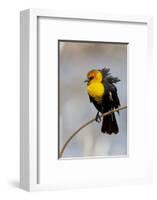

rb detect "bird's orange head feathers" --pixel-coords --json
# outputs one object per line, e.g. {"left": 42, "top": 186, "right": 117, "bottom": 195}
{"left": 86, "top": 70, "right": 103, "bottom": 83}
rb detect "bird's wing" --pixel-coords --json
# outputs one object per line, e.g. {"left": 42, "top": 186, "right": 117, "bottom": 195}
{"left": 101, "top": 67, "right": 120, "bottom": 109}
{"left": 102, "top": 82, "right": 120, "bottom": 113}
{"left": 110, "top": 85, "right": 120, "bottom": 108}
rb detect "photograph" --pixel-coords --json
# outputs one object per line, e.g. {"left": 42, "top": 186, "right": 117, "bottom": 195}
{"left": 19, "top": 9, "right": 154, "bottom": 191}
{"left": 58, "top": 40, "right": 127, "bottom": 159}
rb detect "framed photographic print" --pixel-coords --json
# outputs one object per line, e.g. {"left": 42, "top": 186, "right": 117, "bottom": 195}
{"left": 20, "top": 9, "right": 153, "bottom": 191}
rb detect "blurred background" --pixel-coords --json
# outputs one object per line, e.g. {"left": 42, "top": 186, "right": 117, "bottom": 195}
{"left": 59, "top": 41, "right": 127, "bottom": 158}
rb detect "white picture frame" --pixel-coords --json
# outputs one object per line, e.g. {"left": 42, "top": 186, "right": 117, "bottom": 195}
{"left": 20, "top": 9, "right": 153, "bottom": 191}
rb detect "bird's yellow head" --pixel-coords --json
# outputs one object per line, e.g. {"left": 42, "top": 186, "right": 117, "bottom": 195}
{"left": 85, "top": 70, "right": 103, "bottom": 84}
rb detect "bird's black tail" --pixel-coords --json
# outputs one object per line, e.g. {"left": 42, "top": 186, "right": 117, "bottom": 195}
{"left": 101, "top": 113, "right": 119, "bottom": 134}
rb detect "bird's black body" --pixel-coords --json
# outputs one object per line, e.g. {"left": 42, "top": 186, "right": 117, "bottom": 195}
{"left": 88, "top": 68, "right": 120, "bottom": 134}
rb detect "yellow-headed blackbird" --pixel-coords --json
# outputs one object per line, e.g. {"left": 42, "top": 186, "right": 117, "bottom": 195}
{"left": 85, "top": 67, "right": 120, "bottom": 134}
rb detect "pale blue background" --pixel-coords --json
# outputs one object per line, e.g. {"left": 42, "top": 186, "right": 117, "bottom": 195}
{"left": 59, "top": 41, "right": 127, "bottom": 158}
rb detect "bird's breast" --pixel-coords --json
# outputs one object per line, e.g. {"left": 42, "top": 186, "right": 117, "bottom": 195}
{"left": 87, "top": 82, "right": 105, "bottom": 103}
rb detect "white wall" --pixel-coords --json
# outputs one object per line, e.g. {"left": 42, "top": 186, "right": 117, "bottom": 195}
{"left": 0, "top": 0, "right": 156, "bottom": 199}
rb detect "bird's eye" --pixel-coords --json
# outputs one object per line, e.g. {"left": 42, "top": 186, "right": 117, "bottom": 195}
{"left": 88, "top": 75, "right": 94, "bottom": 80}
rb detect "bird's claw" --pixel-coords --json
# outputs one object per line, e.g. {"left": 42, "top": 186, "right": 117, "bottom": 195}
{"left": 95, "top": 112, "right": 101, "bottom": 123}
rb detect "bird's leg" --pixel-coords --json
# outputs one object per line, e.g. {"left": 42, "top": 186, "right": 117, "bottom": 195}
{"left": 95, "top": 112, "right": 101, "bottom": 123}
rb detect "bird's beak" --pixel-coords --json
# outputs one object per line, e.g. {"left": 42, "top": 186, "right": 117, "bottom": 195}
{"left": 84, "top": 79, "right": 89, "bottom": 83}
